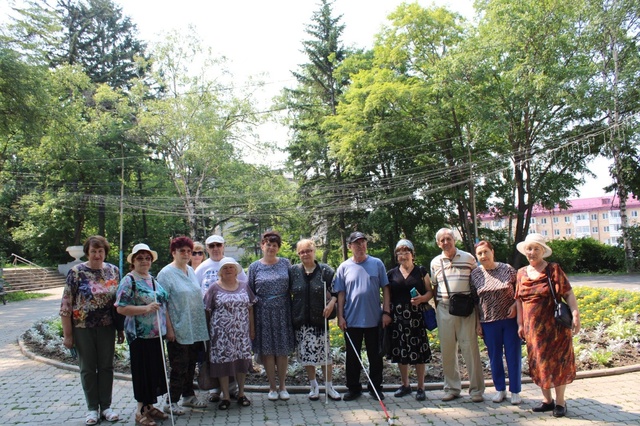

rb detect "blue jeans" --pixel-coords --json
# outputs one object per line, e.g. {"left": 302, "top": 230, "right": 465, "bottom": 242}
{"left": 481, "top": 318, "right": 522, "bottom": 393}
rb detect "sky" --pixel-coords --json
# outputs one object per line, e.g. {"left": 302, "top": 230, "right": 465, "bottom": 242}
{"left": 1, "top": 0, "right": 613, "bottom": 198}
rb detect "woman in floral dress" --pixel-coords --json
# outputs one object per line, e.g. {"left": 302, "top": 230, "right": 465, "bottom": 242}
{"left": 204, "top": 258, "right": 255, "bottom": 409}
{"left": 248, "top": 230, "right": 294, "bottom": 401}
{"left": 515, "top": 233, "right": 581, "bottom": 418}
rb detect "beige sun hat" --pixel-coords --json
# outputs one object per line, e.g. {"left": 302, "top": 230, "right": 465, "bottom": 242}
{"left": 516, "top": 233, "right": 552, "bottom": 258}
{"left": 218, "top": 257, "right": 243, "bottom": 275}
{"left": 126, "top": 243, "right": 158, "bottom": 263}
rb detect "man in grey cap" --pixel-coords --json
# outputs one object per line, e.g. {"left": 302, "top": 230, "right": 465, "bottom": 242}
{"left": 333, "top": 232, "right": 391, "bottom": 401}
{"left": 195, "top": 235, "right": 247, "bottom": 296}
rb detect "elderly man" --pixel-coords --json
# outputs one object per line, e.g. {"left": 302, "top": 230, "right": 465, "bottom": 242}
{"left": 195, "top": 235, "right": 248, "bottom": 296}
{"left": 430, "top": 228, "right": 485, "bottom": 402}
{"left": 334, "top": 232, "right": 391, "bottom": 401}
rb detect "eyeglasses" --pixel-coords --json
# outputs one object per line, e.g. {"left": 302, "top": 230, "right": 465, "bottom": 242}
{"left": 135, "top": 256, "right": 152, "bottom": 262}
{"left": 192, "top": 251, "right": 204, "bottom": 256}
{"left": 297, "top": 249, "right": 313, "bottom": 256}
{"left": 208, "top": 243, "right": 223, "bottom": 248}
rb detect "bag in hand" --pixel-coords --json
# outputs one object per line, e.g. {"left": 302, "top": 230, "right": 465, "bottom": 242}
{"left": 111, "top": 305, "right": 125, "bottom": 332}
{"left": 422, "top": 306, "right": 437, "bottom": 330}
{"left": 555, "top": 300, "right": 573, "bottom": 329}
{"left": 448, "top": 293, "right": 475, "bottom": 317}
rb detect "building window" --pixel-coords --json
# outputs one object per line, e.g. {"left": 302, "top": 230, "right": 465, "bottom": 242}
{"left": 553, "top": 217, "right": 559, "bottom": 224}
{"left": 530, "top": 217, "right": 536, "bottom": 224}
{"left": 604, "top": 226, "right": 610, "bottom": 232}
{"left": 541, "top": 218, "right": 547, "bottom": 224}
{"left": 554, "top": 229, "right": 560, "bottom": 236}
{"left": 576, "top": 226, "right": 589, "bottom": 234}
{"left": 611, "top": 211, "right": 620, "bottom": 218}
{"left": 592, "top": 227, "right": 598, "bottom": 233}
{"left": 613, "top": 224, "right": 622, "bottom": 231}
{"left": 632, "top": 211, "right": 638, "bottom": 218}
{"left": 566, "top": 229, "right": 572, "bottom": 235}
{"left": 564, "top": 216, "right": 571, "bottom": 223}
{"left": 603, "top": 212, "right": 609, "bottom": 219}
{"left": 542, "top": 230, "right": 548, "bottom": 236}
{"left": 591, "top": 214, "right": 597, "bottom": 220}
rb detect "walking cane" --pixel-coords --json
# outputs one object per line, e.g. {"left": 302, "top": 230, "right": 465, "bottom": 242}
{"left": 152, "top": 279, "right": 175, "bottom": 426}
{"left": 323, "top": 275, "right": 329, "bottom": 405}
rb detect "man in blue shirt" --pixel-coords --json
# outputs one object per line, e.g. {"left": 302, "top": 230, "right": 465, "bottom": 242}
{"left": 334, "top": 232, "right": 391, "bottom": 401}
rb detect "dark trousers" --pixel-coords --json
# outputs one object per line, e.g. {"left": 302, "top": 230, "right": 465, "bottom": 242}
{"left": 73, "top": 326, "right": 116, "bottom": 411}
{"left": 344, "top": 326, "right": 383, "bottom": 393}
{"left": 167, "top": 340, "right": 201, "bottom": 402}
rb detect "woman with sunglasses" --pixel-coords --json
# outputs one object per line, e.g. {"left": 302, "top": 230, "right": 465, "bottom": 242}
{"left": 189, "top": 242, "right": 206, "bottom": 270}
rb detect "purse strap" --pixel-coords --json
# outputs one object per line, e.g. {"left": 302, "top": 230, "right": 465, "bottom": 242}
{"left": 544, "top": 264, "right": 561, "bottom": 306}
{"left": 439, "top": 258, "right": 453, "bottom": 298}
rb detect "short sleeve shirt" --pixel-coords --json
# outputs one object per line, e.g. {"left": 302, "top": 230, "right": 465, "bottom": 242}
{"left": 430, "top": 249, "right": 477, "bottom": 301}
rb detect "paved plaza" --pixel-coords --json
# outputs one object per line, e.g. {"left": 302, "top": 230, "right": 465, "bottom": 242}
{"left": 1, "top": 276, "right": 639, "bottom": 425}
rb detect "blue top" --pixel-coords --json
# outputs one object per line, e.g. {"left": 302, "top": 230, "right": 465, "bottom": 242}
{"left": 333, "top": 255, "right": 389, "bottom": 328}
{"left": 115, "top": 273, "right": 168, "bottom": 343}
{"left": 157, "top": 264, "right": 209, "bottom": 345}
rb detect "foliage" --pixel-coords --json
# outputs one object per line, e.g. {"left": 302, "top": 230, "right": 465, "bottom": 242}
{"left": 5, "top": 291, "right": 50, "bottom": 302}
{"left": 547, "top": 238, "right": 625, "bottom": 273}
{"left": 573, "top": 287, "right": 640, "bottom": 328}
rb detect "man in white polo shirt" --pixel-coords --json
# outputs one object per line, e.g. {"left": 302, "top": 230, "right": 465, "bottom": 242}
{"left": 195, "top": 235, "right": 247, "bottom": 296}
{"left": 430, "top": 228, "right": 484, "bottom": 403}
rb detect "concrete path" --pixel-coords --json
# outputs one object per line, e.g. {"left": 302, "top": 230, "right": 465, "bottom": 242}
{"left": 1, "top": 278, "right": 639, "bottom": 425}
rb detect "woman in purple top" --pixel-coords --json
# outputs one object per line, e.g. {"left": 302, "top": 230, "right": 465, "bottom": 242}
{"left": 470, "top": 240, "right": 522, "bottom": 405}
{"left": 248, "top": 230, "right": 294, "bottom": 401}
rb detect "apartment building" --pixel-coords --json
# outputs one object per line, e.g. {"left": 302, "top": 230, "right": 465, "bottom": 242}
{"left": 479, "top": 195, "right": 640, "bottom": 245}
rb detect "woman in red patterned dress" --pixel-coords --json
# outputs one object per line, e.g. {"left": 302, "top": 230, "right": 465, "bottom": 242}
{"left": 515, "top": 233, "right": 581, "bottom": 418}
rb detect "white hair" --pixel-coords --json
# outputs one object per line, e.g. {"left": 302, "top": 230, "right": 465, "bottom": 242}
{"left": 435, "top": 228, "right": 455, "bottom": 242}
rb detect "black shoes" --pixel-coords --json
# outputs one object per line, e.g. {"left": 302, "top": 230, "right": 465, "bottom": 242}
{"left": 369, "top": 389, "right": 385, "bottom": 400}
{"left": 553, "top": 404, "right": 567, "bottom": 417}
{"left": 342, "top": 391, "right": 362, "bottom": 401}
{"left": 394, "top": 385, "right": 412, "bottom": 398}
{"left": 416, "top": 388, "right": 426, "bottom": 401}
{"left": 532, "top": 400, "right": 556, "bottom": 412}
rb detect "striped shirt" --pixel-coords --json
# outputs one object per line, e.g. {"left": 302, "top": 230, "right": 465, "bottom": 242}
{"left": 470, "top": 262, "right": 517, "bottom": 322}
{"left": 430, "top": 249, "right": 477, "bottom": 301}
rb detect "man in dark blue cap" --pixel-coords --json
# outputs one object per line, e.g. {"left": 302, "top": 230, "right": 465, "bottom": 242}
{"left": 333, "top": 232, "right": 391, "bottom": 401}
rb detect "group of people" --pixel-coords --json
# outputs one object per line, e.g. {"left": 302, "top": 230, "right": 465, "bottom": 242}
{"left": 59, "top": 228, "right": 581, "bottom": 425}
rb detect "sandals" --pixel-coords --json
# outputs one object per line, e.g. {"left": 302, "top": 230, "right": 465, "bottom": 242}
{"left": 85, "top": 411, "right": 99, "bottom": 425}
{"left": 237, "top": 395, "right": 251, "bottom": 407}
{"left": 218, "top": 399, "right": 231, "bottom": 410}
{"left": 182, "top": 395, "right": 207, "bottom": 408}
{"left": 101, "top": 408, "right": 119, "bottom": 422}
{"left": 208, "top": 392, "right": 220, "bottom": 402}
{"left": 135, "top": 412, "right": 157, "bottom": 426}
{"left": 144, "top": 406, "right": 168, "bottom": 420}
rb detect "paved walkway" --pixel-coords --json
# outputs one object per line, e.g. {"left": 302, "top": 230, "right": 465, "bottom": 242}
{"left": 1, "top": 277, "right": 639, "bottom": 425}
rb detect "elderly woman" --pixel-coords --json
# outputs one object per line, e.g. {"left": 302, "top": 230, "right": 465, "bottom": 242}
{"left": 60, "top": 235, "right": 123, "bottom": 425}
{"left": 248, "top": 230, "right": 294, "bottom": 401}
{"left": 470, "top": 240, "right": 522, "bottom": 405}
{"left": 115, "top": 244, "right": 169, "bottom": 426}
{"left": 189, "top": 241, "right": 206, "bottom": 270}
{"left": 290, "top": 239, "right": 341, "bottom": 401}
{"left": 157, "top": 237, "right": 209, "bottom": 415}
{"left": 204, "top": 258, "right": 256, "bottom": 409}
{"left": 387, "top": 239, "right": 433, "bottom": 402}
{"left": 515, "top": 233, "right": 581, "bottom": 418}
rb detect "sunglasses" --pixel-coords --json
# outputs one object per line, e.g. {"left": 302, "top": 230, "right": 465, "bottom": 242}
{"left": 208, "top": 243, "right": 223, "bottom": 248}
{"left": 192, "top": 251, "right": 204, "bottom": 256}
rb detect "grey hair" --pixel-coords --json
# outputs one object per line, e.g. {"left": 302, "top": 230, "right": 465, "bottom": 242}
{"left": 435, "top": 228, "right": 455, "bottom": 242}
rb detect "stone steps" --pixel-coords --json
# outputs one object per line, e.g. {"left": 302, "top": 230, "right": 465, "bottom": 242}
{"left": 1, "top": 267, "right": 66, "bottom": 292}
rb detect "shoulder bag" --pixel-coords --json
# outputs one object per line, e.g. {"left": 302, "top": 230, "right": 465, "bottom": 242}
{"left": 417, "top": 266, "right": 437, "bottom": 330}
{"left": 545, "top": 264, "right": 573, "bottom": 329}
{"left": 440, "top": 259, "right": 474, "bottom": 317}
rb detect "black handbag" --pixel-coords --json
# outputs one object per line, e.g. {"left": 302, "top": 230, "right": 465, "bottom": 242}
{"left": 440, "top": 259, "right": 475, "bottom": 317}
{"left": 546, "top": 265, "right": 573, "bottom": 329}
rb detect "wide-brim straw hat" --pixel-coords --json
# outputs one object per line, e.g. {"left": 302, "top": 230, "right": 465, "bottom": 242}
{"left": 516, "top": 233, "right": 552, "bottom": 258}
{"left": 126, "top": 243, "right": 158, "bottom": 263}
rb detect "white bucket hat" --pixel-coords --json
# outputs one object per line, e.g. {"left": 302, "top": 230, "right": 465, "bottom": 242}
{"left": 516, "top": 233, "right": 552, "bottom": 258}
{"left": 127, "top": 243, "right": 158, "bottom": 263}
{"left": 218, "top": 258, "right": 243, "bottom": 275}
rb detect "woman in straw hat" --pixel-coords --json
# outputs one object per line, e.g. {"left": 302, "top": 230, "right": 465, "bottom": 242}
{"left": 515, "top": 233, "right": 581, "bottom": 418}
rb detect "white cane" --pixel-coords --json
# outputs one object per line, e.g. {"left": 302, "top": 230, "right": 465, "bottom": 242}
{"left": 153, "top": 281, "right": 175, "bottom": 426}
{"left": 323, "top": 276, "right": 329, "bottom": 405}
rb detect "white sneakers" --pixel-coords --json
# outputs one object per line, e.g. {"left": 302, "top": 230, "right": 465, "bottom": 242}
{"left": 492, "top": 391, "right": 507, "bottom": 403}
{"left": 492, "top": 391, "right": 521, "bottom": 404}
{"left": 278, "top": 390, "right": 290, "bottom": 400}
{"left": 267, "top": 390, "right": 279, "bottom": 401}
